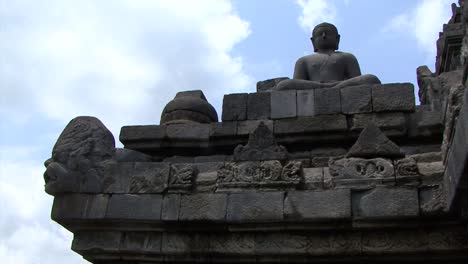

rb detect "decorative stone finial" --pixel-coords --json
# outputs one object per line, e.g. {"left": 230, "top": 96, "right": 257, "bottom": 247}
{"left": 161, "top": 90, "right": 218, "bottom": 124}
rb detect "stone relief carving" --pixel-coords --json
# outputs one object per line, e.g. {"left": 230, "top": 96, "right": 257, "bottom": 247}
{"left": 169, "top": 165, "right": 197, "bottom": 191}
{"left": 217, "top": 161, "right": 303, "bottom": 187}
{"left": 395, "top": 158, "right": 419, "bottom": 177}
{"left": 43, "top": 116, "right": 115, "bottom": 195}
{"left": 329, "top": 158, "right": 394, "bottom": 179}
{"left": 233, "top": 122, "right": 288, "bottom": 161}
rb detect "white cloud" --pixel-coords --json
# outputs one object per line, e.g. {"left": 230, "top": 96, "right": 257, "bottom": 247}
{"left": 295, "top": 0, "right": 337, "bottom": 33}
{"left": 0, "top": 147, "right": 86, "bottom": 263}
{"left": 383, "top": 0, "right": 453, "bottom": 59}
{"left": 0, "top": 0, "right": 252, "bottom": 135}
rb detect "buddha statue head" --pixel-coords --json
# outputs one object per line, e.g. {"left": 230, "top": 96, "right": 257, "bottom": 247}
{"left": 311, "top": 22, "right": 340, "bottom": 52}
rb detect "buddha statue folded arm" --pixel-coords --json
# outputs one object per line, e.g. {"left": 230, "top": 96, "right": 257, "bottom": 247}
{"left": 275, "top": 22, "right": 381, "bottom": 91}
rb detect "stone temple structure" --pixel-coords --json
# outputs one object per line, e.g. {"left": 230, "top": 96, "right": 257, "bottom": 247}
{"left": 45, "top": 2, "right": 468, "bottom": 263}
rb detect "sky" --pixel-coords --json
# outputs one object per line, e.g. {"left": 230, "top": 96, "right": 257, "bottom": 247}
{"left": 0, "top": 0, "right": 454, "bottom": 263}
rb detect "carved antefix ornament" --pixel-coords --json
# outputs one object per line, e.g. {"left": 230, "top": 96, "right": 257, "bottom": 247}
{"left": 233, "top": 122, "right": 288, "bottom": 161}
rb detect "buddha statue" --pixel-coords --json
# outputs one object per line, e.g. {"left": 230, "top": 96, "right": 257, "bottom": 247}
{"left": 275, "top": 22, "right": 380, "bottom": 91}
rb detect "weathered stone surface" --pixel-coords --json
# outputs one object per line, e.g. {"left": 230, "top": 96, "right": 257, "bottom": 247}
{"left": 120, "top": 125, "right": 166, "bottom": 142}
{"left": 372, "top": 83, "right": 415, "bottom": 112}
{"left": 210, "top": 121, "right": 237, "bottom": 137}
{"left": 340, "top": 84, "right": 373, "bottom": 114}
{"left": 222, "top": 93, "right": 248, "bottom": 121}
{"left": 408, "top": 106, "right": 443, "bottom": 138}
{"left": 120, "top": 232, "right": 161, "bottom": 253}
{"left": 257, "top": 77, "right": 289, "bottom": 92}
{"left": 303, "top": 167, "right": 323, "bottom": 189}
{"left": 106, "top": 194, "right": 162, "bottom": 220}
{"left": 233, "top": 122, "right": 288, "bottom": 161}
{"left": 284, "top": 190, "right": 351, "bottom": 220}
{"left": 329, "top": 158, "right": 394, "bottom": 179}
{"left": 44, "top": 116, "right": 115, "bottom": 195}
{"left": 237, "top": 120, "right": 274, "bottom": 136}
{"left": 130, "top": 162, "right": 169, "bottom": 193}
{"left": 314, "top": 87, "right": 341, "bottom": 115}
{"left": 419, "top": 186, "right": 446, "bottom": 215}
{"left": 217, "top": 161, "right": 303, "bottom": 188}
{"left": 247, "top": 92, "right": 271, "bottom": 120}
{"left": 85, "top": 194, "right": 109, "bottom": 219}
{"left": 227, "top": 192, "right": 284, "bottom": 222}
{"left": 210, "top": 233, "right": 255, "bottom": 254}
{"left": 179, "top": 193, "right": 227, "bottom": 221}
{"left": 347, "top": 123, "right": 403, "bottom": 158}
{"left": 362, "top": 230, "right": 427, "bottom": 254}
{"left": 72, "top": 231, "right": 121, "bottom": 253}
{"left": 271, "top": 90, "right": 297, "bottom": 119}
{"left": 353, "top": 188, "right": 419, "bottom": 218}
{"left": 168, "top": 164, "right": 197, "bottom": 191}
{"left": 274, "top": 115, "right": 347, "bottom": 134}
{"left": 51, "top": 194, "right": 88, "bottom": 220}
{"left": 115, "top": 148, "right": 152, "bottom": 162}
{"left": 418, "top": 161, "right": 444, "bottom": 184}
{"left": 351, "top": 112, "right": 406, "bottom": 136}
{"left": 296, "top": 90, "right": 315, "bottom": 116}
{"left": 166, "top": 123, "right": 210, "bottom": 140}
{"left": 102, "top": 162, "right": 133, "bottom": 193}
{"left": 162, "top": 194, "right": 180, "bottom": 221}
{"left": 162, "top": 233, "right": 210, "bottom": 254}
{"left": 441, "top": 81, "right": 465, "bottom": 162}
{"left": 161, "top": 90, "right": 218, "bottom": 124}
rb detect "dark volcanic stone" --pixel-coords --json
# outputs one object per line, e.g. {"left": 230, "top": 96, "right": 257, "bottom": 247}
{"left": 297, "top": 90, "right": 315, "bottom": 116}
{"left": 314, "top": 87, "right": 341, "bottom": 115}
{"left": 372, "top": 83, "right": 415, "bottom": 112}
{"left": 340, "top": 84, "right": 373, "bottom": 114}
{"left": 271, "top": 90, "right": 297, "bottom": 119}
{"left": 247, "top": 92, "right": 271, "bottom": 120}
{"left": 274, "top": 115, "right": 347, "bottom": 134}
{"left": 179, "top": 193, "right": 227, "bottom": 221}
{"left": 353, "top": 187, "right": 419, "bottom": 218}
{"left": 257, "top": 77, "right": 289, "bottom": 92}
{"left": 161, "top": 90, "right": 218, "bottom": 124}
{"left": 284, "top": 190, "right": 351, "bottom": 220}
{"left": 106, "top": 194, "right": 163, "bottom": 220}
{"left": 222, "top": 93, "right": 248, "bottom": 121}
{"left": 227, "top": 192, "right": 284, "bottom": 222}
{"left": 347, "top": 123, "right": 403, "bottom": 158}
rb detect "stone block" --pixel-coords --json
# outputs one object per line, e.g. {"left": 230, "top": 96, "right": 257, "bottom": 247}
{"left": 102, "top": 162, "right": 133, "bottom": 193}
{"left": 51, "top": 194, "right": 88, "bottom": 220}
{"left": 284, "top": 190, "right": 351, "bottom": 220}
{"left": 162, "top": 194, "right": 180, "bottom": 221}
{"left": 85, "top": 194, "right": 109, "bottom": 219}
{"left": 270, "top": 90, "right": 297, "bottom": 119}
{"left": 237, "top": 120, "right": 273, "bottom": 136}
{"left": 227, "top": 192, "right": 284, "bottom": 222}
{"left": 166, "top": 123, "right": 210, "bottom": 140}
{"left": 418, "top": 161, "right": 444, "bottom": 185}
{"left": 106, "top": 194, "right": 163, "bottom": 220}
{"left": 362, "top": 230, "right": 427, "bottom": 254}
{"left": 351, "top": 112, "right": 406, "bottom": 136}
{"left": 179, "top": 193, "right": 227, "bottom": 221}
{"left": 72, "top": 231, "right": 121, "bottom": 253}
{"left": 408, "top": 107, "right": 443, "bottom": 138}
{"left": 222, "top": 93, "right": 248, "bottom": 121}
{"left": 419, "top": 186, "right": 446, "bottom": 215}
{"left": 314, "top": 87, "right": 341, "bottom": 115}
{"left": 303, "top": 167, "right": 323, "bottom": 189}
{"left": 162, "top": 233, "right": 209, "bottom": 253}
{"left": 353, "top": 187, "right": 419, "bottom": 218}
{"left": 210, "top": 233, "right": 255, "bottom": 254}
{"left": 247, "top": 92, "right": 271, "bottom": 120}
{"left": 119, "top": 125, "right": 166, "bottom": 142}
{"left": 129, "top": 162, "right": 169, "bottom": 193}
{"left": 297, "top": 90, "right": 315, "bottom": 116}
{"left": 372, "top": 83, "right": 415, "bottom": 112}
{"left": 210, "top": 121, "right": 237, "bottom": 137}
{"left": 340, "top": 84, "right": 373, "bottom": 114}
{"left": 120, "top": 232, "right": 161, "bottom": 253}
{"left": 274, "top": 115, "right": 348, "bottom": 134}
